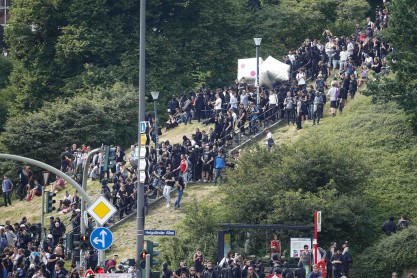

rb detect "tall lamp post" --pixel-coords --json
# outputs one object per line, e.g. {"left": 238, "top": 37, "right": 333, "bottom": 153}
{"left": 254, "top": 37, "right": 262, "bottom": 105}
{"left": 151, "top": 91, "right": 160, "bottom": 161}
{"left": 136, "top": 0, "right": 146, "bottom": 277}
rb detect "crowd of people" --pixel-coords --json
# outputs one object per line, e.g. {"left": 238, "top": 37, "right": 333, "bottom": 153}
{"left": 0, "top": 1, "right": 405, "bottom": 278}
{"left": 0, "top": 214, "right": 98, "bottom": 278}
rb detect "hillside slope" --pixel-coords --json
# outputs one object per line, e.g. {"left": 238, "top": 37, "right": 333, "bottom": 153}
{"left": 155, "top": 94, "right": 417, "bottom": 278}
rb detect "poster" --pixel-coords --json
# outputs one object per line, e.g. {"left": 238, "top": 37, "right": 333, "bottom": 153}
{"left": 290, "top": 238, "right": 312, "bottom": 258}
{"left": 223, "top": 231, "right": 231, "bottom": 257}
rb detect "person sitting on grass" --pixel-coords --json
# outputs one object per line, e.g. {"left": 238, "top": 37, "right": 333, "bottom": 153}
{"left": 51, "top": 176, "right": 65, "bottom": 193}
{"left": 26, "top": 180, "right": 42, "bottom": 202}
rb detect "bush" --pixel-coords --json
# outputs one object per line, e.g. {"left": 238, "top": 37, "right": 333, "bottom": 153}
{"left": 356, "top": 227, "right": 417, "bottom": 278}
{"left": 0, "top": 82, "right": 138, "bottom": 168}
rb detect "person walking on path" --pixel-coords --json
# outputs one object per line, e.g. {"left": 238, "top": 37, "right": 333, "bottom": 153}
{"left": 213, "top": 150, "right": 226, "bottom": 186}
{"left": 265, "top": 129, "right": 274, "bottom": 151}
{"left": 2, "top": 175, "right": 13, "bottom": 207}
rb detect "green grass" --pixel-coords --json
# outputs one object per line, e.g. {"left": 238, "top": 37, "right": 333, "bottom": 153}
{"left": 109, "top": 184, "right": 219, "bottom": 259}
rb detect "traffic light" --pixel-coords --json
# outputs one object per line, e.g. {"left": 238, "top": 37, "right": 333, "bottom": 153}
{"left": 140, "top": 250, "right": 147, "bottom": 269}
{"left": 104, "top": 145, "right": 116, "bottom": 171}
{"left": 80, "top": 234, "right": 90, "bottom": 250}
{"left": 46, "top": 191, "right": 56, "bottom": 213}
{"left": 145, "top": 240, "right": 159, "bottom": 267}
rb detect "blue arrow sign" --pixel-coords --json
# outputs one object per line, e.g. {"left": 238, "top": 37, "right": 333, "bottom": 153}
{"left": 144, "top": 230, "right": 176, "bottom": 236}
{"left": 140, "top": 121, "right": 147, "bottom": 134}
{"left": 90, "top": 227, "right": 113, "bottom": 250}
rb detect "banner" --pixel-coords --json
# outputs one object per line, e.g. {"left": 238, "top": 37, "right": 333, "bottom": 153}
{"left": 290, "top": 238, "right": 312, "bottom": 258}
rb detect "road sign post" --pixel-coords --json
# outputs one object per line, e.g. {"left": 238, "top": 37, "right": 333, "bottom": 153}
{"left": 90, "top": 227, "right": 113, "bottom": 251}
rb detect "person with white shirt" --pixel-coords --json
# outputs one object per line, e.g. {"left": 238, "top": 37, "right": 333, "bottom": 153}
{"left": 339, "top": 46, "right": 349, "bottom": 71}
{"left": 229, "top": 91, "right": 238, "bottom": 111}
{"left": 268, "top": 90, "right": 279, "bottom": 121}
{"left": 327, "top": 81, "right": 339, "bottom": 116}
{"left": 213, "top": 93, "right": 222, "bottom": 115}
{"left": 265, "top": 129, "right": 274, "bottom": 151}
{"left": 296, "top": 69, "right": 306, "bottom": 90}
{"left": 346, "top": 38, "right": 354, "bottom": 57}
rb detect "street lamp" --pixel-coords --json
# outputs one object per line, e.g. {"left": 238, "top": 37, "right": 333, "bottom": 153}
{"left": 254, "top": 38, "right": 262, "bottom": 105}
{"left": 151, "top": 91, "right": 160, "bottom": 161}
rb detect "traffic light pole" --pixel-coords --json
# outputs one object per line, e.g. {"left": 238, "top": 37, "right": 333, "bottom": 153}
{"left": 0, "top": 154, "right": 93, "bottom": 206}
{"left": 40, "top": 185, "right": 45, "bottom": 249}
{"left": 145, "top": 254, "right": 150, "bottom": 278}
{"left": 79, "top": 148, "right": 101, "bottom": 268}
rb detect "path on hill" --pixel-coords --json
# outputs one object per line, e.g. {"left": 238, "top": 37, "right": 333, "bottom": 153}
{"left": 109, "top": 184, "right": 218, "bottom": 259}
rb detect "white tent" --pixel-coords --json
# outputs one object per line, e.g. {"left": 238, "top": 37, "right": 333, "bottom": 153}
{"left": 259, "top": 56, "right": 290, "bottom": 88}
{"left": 237, "top": 56, "right": 290, "bottom": 88}
{"left": 237, "top": 57, "right": 264, "bottom": 84}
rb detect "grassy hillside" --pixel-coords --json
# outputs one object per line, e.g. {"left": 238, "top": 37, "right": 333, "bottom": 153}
{"left": 156, "top": 94, "right": 417, "bottom": 278}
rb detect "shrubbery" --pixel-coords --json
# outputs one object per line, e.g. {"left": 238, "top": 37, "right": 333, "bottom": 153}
{"left": 0, "top": 83, "right": 138, "bottom": 170}
{"left": 160, "top": 95, "right": 417, "bottom": 271}
{"left": 356, "top": 227, "right": 417, "bottom": 278}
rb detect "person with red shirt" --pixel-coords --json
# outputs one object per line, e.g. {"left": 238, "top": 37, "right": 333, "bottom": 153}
{"left": 271, "top": 234, "right": 281, "bottom": 258}
{"left": 175, "top": 155, "right": 188, "bottom": 188}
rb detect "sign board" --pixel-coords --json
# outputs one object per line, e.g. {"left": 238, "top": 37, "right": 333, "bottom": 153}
{"left": 140, "top": 121, "right": 148, "bottom": 134}
{"left": 139, "top": 171, "right": 146, "bottom": 183}
{"left": 139, "top": 159, "right": 147, "bottom": 171}
{"left": 140, "top": 134, "right": 147, "bottom": 145}
{"left": 90, "top": 227, "right": 113, "bottom": 250}
{"left": 139, "top": 146, "right": 147, "bottom": 158}
{"left": 95, "top": 274, "right": 131, "bottom": 278}
{"left": 317, "top": 211, "right": 322, "bottom": 232}
{"left": 144, "top": 230, "right": 176, "bottom": 236}
{"left": 87, "top": 196, "right": 117, "bottom": 226}
{"left": 42, "top": 170, "right": 50, "bottom": 186}
{"left": 290, "top": 238, "right": 312, "bottom": 258}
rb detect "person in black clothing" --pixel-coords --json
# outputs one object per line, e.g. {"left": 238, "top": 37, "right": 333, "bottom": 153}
{"left": 294, "top": 262, "right": 306, "bottom": 278}
{"left": 348, "top": 74, "right": 358, "bottom": 99}
{"left": 195, "top": 93, "right": 205, "bottom": 122}
{"left": 254, "top": 264, "right": 265, "bottom": 278}
{"left": 325, "top": 242, "right": 336, "bottom": 278}
{"left": 282, "top": 262, "right": 294, "bottom": 278}
{"left": 162, "top": 262, "right": 174, "bottom": 278}
{"left": 225, "top": 260, "right": 234, "bottom": 278}
{"left": 382, "top": 216, "right": 397, "bottom": 236}
{"left": 341, "top": 242, "right": 353, "bottom": 278}
{"left": 233, "top": 259, "right": 242, "bottom": 278}
{"left": 331, "top": 249, "right": 343, "bottom": 278}
{"left": 169, "top": 96, "right": 180, "bottom": 116}
{"left": 87, "top": 251, "right": 98, "bottom": 271}
{"left": 202, "top": 262, "right": 217, "bottom": 278}
{"left": 174, "top": 261, "right": 189, "bottom": 278}
{"left": 117, "top": 184, "right": 129, "bottom": 219}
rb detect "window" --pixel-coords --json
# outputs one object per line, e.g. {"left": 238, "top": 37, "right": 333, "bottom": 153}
{"left": 0, "top": 0, "right": 10, "bottom": 26}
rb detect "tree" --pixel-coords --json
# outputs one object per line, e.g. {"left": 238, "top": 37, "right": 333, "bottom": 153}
{"left": 364, "top": 0, "right": 417, "bottom": 130}
{"left": 0, "top": 83, "right": 138, "bottom": 168}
